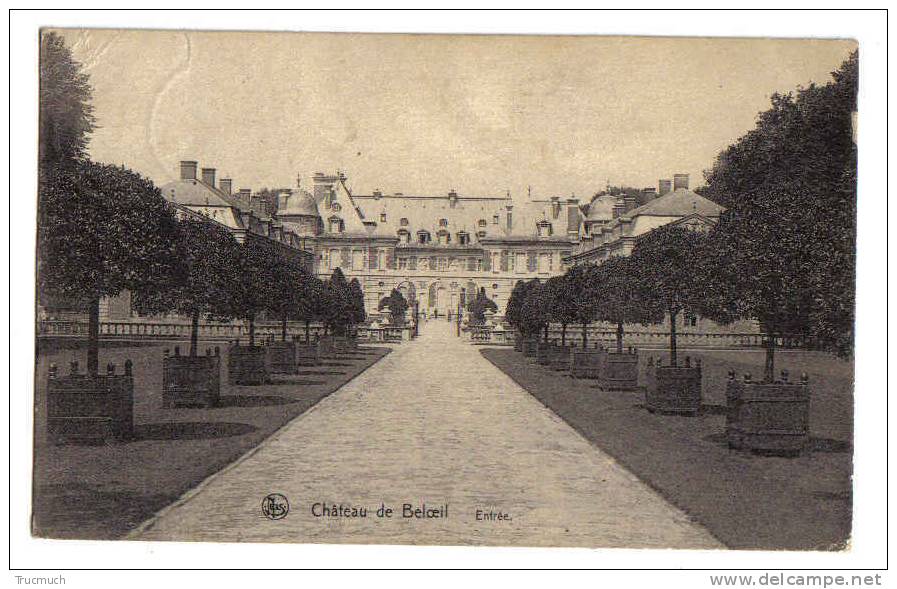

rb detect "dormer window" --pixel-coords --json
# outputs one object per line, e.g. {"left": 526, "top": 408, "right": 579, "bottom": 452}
{"left": 457, "top": 231, "right": 470, "bottom": 245}
{"left": 477, "top": 230, "right": 487, "bottom": 239}
{"left": 397, "top": 229, "right": 411, "bottom": 244}
{"left": 400, "top": 217, "right": 409, "bottom": 226}
{"left": 417, "top": 230, "right": 431, "bottom": 245}
{"left": 328, "top": 216, "right": 344, "bottom": 233}
{"left": 537, "top": 220, "right": 553, "bottom": 237}
{"left": 478, "top": 219, "right": 487, "bottom": 228}
{"left": 437, "top": 230, "right": 450, "bottom": 245}
{"left": 492, "top": 215, "right": 499, "bottom": 225}
{"left": 380, "top": 212, "right": 387, "bottom": 223}
{"left": 439, "top": 218, "right": 448, "bottom": 227}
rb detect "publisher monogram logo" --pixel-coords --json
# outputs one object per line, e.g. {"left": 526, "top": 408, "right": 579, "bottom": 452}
{"left": 261, "top": 493, "right": 289, "bottom": 520}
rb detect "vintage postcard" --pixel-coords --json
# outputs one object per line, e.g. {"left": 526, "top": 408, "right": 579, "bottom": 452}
{"left": 33, "top": 28, "right": 857, "bottom": 553}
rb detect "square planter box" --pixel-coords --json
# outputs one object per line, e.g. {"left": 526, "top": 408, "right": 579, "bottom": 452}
{"left": 726, "top": 376, "right": 810, "bottom": 455}
{"left": 267, "top": 340, "right": 298, "bottom": 374}
{"left": 522, "top": 339, "right": 539, "bottom": 358}
{"left": 228, "top": 343, "right": 270, "bottom": 386}
{"left": 46, "top": 361, "right": 134, "bottom": 445}
{"left": 317, "top": 336, "right": 334, "bottom": 355}
{"left": 571, "top": 349, "right": 605, "bottom": 379}
{"left": 549, "top": 347, "right": 573, "bottom": 371}
{"left": 162, "top": 347, "right": 221, "bottom": 408}
{"left": 597, "top": 350, "right": 639, "bottom": 391}
{"left": 536, "top": 342, "right": 554, "bottom": 366}
{"left": 295, "top": 342, "right": 322, "bottom": 366}
{"left": 646, "top": 361, "right": 702, "bottom": 415}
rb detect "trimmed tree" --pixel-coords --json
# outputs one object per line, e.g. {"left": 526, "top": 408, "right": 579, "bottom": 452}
{"left": 323, "top": 268, "right": 351, "bottom": 336}
{"left": 296, "top": 275, "right": 326, "bottom": 343}
{"left": 592, "top": 255, "right": 664, "bottom": 353}
{"left": 38, "top": 161, "right": 184, "bottom": 375}
{"left": 504, "top": 280, "right": 530, "bottom": 334}
{"left": 565, "top": 263, "right": 601, "bottom": 347}
{"left": 134, "top": 217, "right": 242, "bottom": 356}
{"left": 232, "top": 236, "right": 283, "bottom": 346}
{"left": 379, "top": 289, "right": 409, "bottom": 326}
{"left": 520, "top": 280, "right": 552, "bottom": 343}
{"left": 265, "top": 250, "right": 312, "bottom": 342}
{"left": 703, "top": 51, "right": 858, "bottom": 363}
{"left": 545, "top": 273, "right": 577, "bottom": 346}
{"left": 467, "top": 288, "right": 498, "bottom": 326}
{"left": 629, "top": 225, "right": 712, "bottom": 366}
{"left": 347, "top": 278, "right": 367, "bottom": 335}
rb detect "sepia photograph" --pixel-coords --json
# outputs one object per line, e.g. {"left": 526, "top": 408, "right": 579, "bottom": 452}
{"left": 15, "top": 9, "right": 884, "bottom": 574}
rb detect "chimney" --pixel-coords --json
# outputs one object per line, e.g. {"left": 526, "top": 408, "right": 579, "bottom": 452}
{"left": 642, "top": 187, "right": 657, "bottom": 201}
{"left": 550, "top": 196, "right": 561, "bottom": 219}
{"left": 219, "top": 178, "right": 233, "bottom": 195}
{"left": 201, "top": 168, "right": 216, "bottom": 187}
{"left": 180, "top": 160, "right": 197, "bottom": 181}
{"left": 673, "top": 173, "right": 689, "bottom": 191}
{"left": 373, "top": 189, "right": 382, "bottom": 200}
{"left": 237, "top": 188, "right": 251, "bottom": 203}
{"left": 313, "top": 172, "right": 338, "bottom": 208}
{"left": 566, "top": 198, "right": 580, "bottom": 236}
{"left": 659, "top": 179, "right": 672, "bottom": 196}
{"left": 448, "top": 189, "right": 458, "bottom": 208}
{"left": 506, "top": 205, "right": 513, "bottom": 231}
{"left": 623, "top": 195, "right": 638, "bottom": 212}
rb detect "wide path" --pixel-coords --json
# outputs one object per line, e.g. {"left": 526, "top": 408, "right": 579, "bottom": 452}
{"left": 133, "top": 321, "right": 722, "bottom": 548}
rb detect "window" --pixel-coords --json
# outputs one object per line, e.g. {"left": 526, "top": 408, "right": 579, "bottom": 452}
{"left": 515, "top": 252, "right": 526, "bottom": 273}
{"left": 439, "top": 218, "right": 448, "bottom": 227}
{"left": 397, "top": 229, "right": 410, "bottom": 244}
{"left": 537, "top": 221, "right": 553, "bottom": 237}
{"left": 352, "top": 249, "right": 364, "bottom": 270}
{"left": 539, "top": 252, "right": 551, "bottom": 273}
{"left": 437, "top": 230, "right": 450, "bottom": 245}
{"left": 398, "top": 258, "right": 408, "bottom": 270}
{"left": 417, "top": 231, "right": 431, "bottom": 244}
{"left": 477, "top": 230, "right": 487, "bottom": 239}
{"left": 328, "top": 217, "right": 343, "bottom": 233}
{"left": 492, "top": 215, "right": 499, "bottom": 224}
{"left": 457, "top": 232, "right": 470, "bottom": 245}
{"left": 380, "top": 212, "right": 387, "bottom": 223}
{"left": 478, "top": 219, "right": 487, "bottom": 228}
{"left": 329, "top": 248, "right": 340, "bottom": 269}
{"left": 400, "top": 217, "right": 409, "bottom": 226}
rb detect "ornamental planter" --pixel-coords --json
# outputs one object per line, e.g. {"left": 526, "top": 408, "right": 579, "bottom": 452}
{"left": 266, "top": 340, "right": 298, "bottom": 374}
{"left": 726, "top": 371, "right": 810, "bottom": 455}
{"left": 570, "top": 349, "right": 605, "bottom": 379}
{"left": 536, "top": 342, "right": 554, "bottom": 366}
{"left": 645, "top": 356, "right": 702, "bottom": 415}
{"left": 228, "top": 342, "right": 270, "bottom": 386}
{"left": 46, "top": 361, "right": 134, "bottom": 445}
{"left": 522, "top": 338, "right": 539, "bottom": 358}
{"left": 295, "top": 342, "right": 322, "bottom": 366}
{"left": 162, "top": 346, "right": 221, "bottom": 408}
{"left": 549, "top": 347, "right": 573, "bottom": 372}
{"left": 597, "top": 348, "right": 639, "bottom": 391}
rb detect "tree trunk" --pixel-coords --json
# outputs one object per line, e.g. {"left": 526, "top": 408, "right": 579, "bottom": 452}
{"left": 616, "top": 321, "right": 624, "bottom": 354}
{"left": 561, "top": 323, "right": 567, "bottom": 347}
{"left": 281, "top": 316, "right": 288, "bottom": 341}
{"left": 581, "top": 323, "right": 588, "bottom": 348}
{"left": 190, "top": 310, "right": 200, "bottom": 357}
{"left": 764, "top": 335, "right": 776, "bottom": 382}
{"left": 87, "top": 296, "right": 100, "bottom": 376}
{"left": 669, "top": 309, "right": 678, "bottom": 367}
{"left": 305, "top": 320, "right": 311, "bottom": 343}
{"left": 543, "top": 323, "right": 549, "bottom": 343}
{"left": 248, "top": 315, "right": 256, "bottom": 347}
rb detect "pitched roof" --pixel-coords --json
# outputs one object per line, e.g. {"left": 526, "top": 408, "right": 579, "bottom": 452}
{"left": 626, "top": 188, "right": 723, "bottom": 218}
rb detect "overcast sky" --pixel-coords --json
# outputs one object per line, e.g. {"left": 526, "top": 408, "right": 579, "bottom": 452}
{"left": 58, "top": 29, "right": 855, "bottom": 201}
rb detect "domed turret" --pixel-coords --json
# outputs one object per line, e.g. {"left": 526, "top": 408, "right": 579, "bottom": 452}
{"left": 275, "top": 188, "right": 321, "bottom": 237}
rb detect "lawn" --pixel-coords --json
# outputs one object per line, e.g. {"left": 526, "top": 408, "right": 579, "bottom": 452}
{"left": 481, "top": 346, "right": 853, "bottom": 550}
{"left": 32, "top": 339, "right": 391, "bottom": 540}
